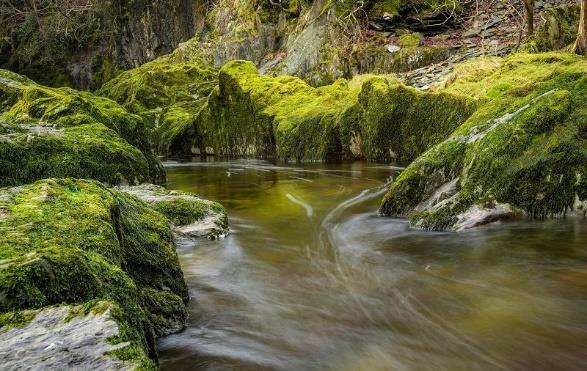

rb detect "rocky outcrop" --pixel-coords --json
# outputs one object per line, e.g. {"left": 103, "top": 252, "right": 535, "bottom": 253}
{"left": 1, "top": 0, "right": 201, "bottom": 89}
{"left": 0, "top": 179, "right": 192, "bottom": 367}
{"left": 0, "top": 69, "right": 164, "bottom": 186}
{"left": 120, "top": 184, "right": 229, "bottom": 240}
{"left": 0, "top": 302, "right": 142, "bottom": 370}
{"left": 380, "top": 52, "right": 587, "bottom": 231}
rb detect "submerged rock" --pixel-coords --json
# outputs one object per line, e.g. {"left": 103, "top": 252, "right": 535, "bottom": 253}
{"left": 120, "top": 184, "right": 229, "bottom": 240}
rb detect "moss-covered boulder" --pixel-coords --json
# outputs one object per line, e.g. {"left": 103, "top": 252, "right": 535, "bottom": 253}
{"left": 0, "top": 178, "right": 189, "bottom": 366}
{"left": 193, "top": 60, "right": 475, "bottom": 162}
{"left": 120, "top": 184, "right": 229, "bottom": 239}
{"left": 338, "top": 75, "right": 476, "bottom": 162}
{"left": 380, "top": 52, "right": 587, "bottom": 230}
{"left": 0, "top": 70, "right": 164, "bottom": 186}
{"left": 97, "top": 53, "right": 218, "bottom": 155}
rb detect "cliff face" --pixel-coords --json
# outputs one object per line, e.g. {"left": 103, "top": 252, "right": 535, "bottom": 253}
{"left": 0, "top": 0, "right": 201, "bottom": 89}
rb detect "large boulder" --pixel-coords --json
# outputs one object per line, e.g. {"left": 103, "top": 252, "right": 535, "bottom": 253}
{"left": 0, "top": 178, "right": 190, "bottom": 366}
{"left": 0, "top": 69, "right": 164, "bottom": 186}
{"left": 380, "top": 52, "right": 587, "bottom": 230}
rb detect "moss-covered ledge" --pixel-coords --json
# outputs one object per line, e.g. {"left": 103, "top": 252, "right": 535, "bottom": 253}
{"left": 120, "top": 184, "right": 229, "bottom": 240}
{"left": 191, "top": 60, "right": 475, "bottom": 162}
{"left": 0, "top": 178, "right": 190, "bottom": 367}
{"left": 380, "top": 52, "right": 587, "bottom": 231}
{"left": 0, "top": 69, "right": 165, "bottom": 186}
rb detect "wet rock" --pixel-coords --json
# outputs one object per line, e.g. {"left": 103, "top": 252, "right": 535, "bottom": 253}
{"left": 120, "top": 184, "right": 229, "bottom": 240}
{"left": 0, "top": 303, "right": 137, "bottom": 371}
{"left": 453, "top": 203, "right": 516, "bottom": 231}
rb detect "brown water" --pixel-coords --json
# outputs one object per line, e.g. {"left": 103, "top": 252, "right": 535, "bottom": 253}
{"left": 158, "top": 159, "right": 587, "bottom": 371}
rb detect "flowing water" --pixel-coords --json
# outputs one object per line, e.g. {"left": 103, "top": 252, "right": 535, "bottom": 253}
{"left": 158, "top": 159, "right": 587, "bottom": 371}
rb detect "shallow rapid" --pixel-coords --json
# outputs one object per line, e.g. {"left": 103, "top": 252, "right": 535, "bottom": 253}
{"left": 158, "top": 159, "right": 587, "bottom": 371}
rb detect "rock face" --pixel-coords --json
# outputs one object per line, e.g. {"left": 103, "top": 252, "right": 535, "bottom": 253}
{"left": 0, "top": 303, "right": 137, "bottom": 371}
{"left": 169, "top": 60, "right": 475, "bottom": 162}
{"left": 380, "top": 53, "right": 587, "bottom": 231}
{"left": 0, "top": 69, "right": 164, "bottom": 186}
{"left": 0, "top": 179, "right": 192, "bottom": 367}
{"left": 1, "top": 0, "right": 199, "bottom": 89}
{"left": 120, "top": 184, "right": 229, "bottom": 239}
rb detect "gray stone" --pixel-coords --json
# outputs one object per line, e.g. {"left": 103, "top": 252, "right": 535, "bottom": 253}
{"left": 453, "top": 203, "right": 515, "bottom": 231}
{"left": 120, "top": 184, "right": 229, "bottom": 240}
{"left": 0, "top": 303, "right": 137, "bottom": 371}
{"left": 386, "top": 44, "right": 401, "bottom": 53}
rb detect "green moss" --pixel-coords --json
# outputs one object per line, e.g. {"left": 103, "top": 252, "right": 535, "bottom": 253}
{"left": 345, "top": 76, "right": 476, "bottom": 162}
{"left": 0, "top": 309, "right": 38, "bottom": 329}
{"left": 98, "top": 54, "right": 218, "bottom": 155}
{"left": 107, "top": 343, "right": 157, "bottom": 371}
{"left": 398, "top": 33, "right": 422, "bottom": 48}
{"left": 199, "top": 60, "right": 475, "bottom": 162}
{"left": 380, "top": 52, "right": 587, "bottom": 229}
{"left": 0, "top": 178, "right": 188, "bottom": 362}
{"left": 534, "top": 5, "right": 581, "bottom": 52}
{"left": 0, "top": 69, "right": 164, "bottom": 185}
{"left": 151, "top": 198, "right": 209, "bottom": 227}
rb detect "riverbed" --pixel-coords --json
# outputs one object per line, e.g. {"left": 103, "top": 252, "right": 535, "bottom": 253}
{"left": 158, "top": 159, "right": 587, "bottom": 371}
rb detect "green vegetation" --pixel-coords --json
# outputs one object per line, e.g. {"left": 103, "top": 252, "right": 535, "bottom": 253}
{"left": 0, "top": 69, "right": 164, "bottom": 186}
{"left": 195, "top": 60, "right": 474, "bottom": 162}
{"left": 97, "top": 53, "right": 218, "bottom": 155}
{"left": 380, "top": 52, "right": 587, "bottom": 230}
{"left": 0, "top": 178, "right": 189, "bottom": 364}
{"left": 534, "top": 5, "right": 581, "bottom": 51}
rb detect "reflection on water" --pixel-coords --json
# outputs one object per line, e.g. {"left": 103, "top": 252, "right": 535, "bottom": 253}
{"left": 158, "top": 159, "right": 587, "bottom": 371}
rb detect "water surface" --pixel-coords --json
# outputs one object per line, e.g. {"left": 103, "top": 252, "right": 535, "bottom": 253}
{"left": 159, "top": 159, "right": 587, "bottom": 371}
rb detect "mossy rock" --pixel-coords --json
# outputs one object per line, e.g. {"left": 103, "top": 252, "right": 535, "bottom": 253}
{"left": 0, "top": 69, "right": 164, "bottom": 186}
{"left": 196, "top": 60, "right": 474, "bottom": 163}
{"left": 98, "top": 53, "right": 218, "bottom": 155}
{"left": 534, "top": 5, "right": 581, "bottom": 52}
{"left": 380, "top": 52, "right": 587, "bottom": 230}
{"left": 120, "top": 184, "right": 229, "bottom": 239}
{"left": 0, "top": 178, "right": 189, "bottom": 364}
{"left": 398, "top": 33, "right": 422, "bottom": 48}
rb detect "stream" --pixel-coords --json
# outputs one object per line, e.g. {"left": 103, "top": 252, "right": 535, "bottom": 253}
{"left": 158, "top": 159, "right": 587, "bottom": 371}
